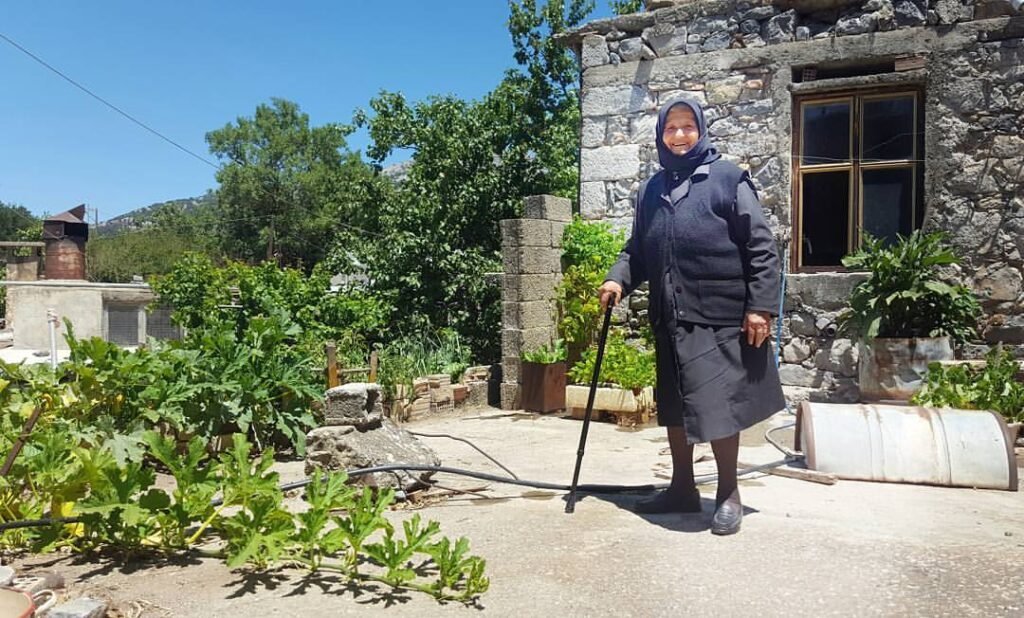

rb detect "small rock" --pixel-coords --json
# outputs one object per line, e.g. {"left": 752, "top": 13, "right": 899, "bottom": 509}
{"left": 305, "top": 419, "right": 441, "bottom": 491}
{"left": 47, "top": 598, "right": 108, "bottom": 618}
{"left": 323, "top": 383, "right": 384, "bottom": 429}
{"left": 789, "top": 312, "right": 819, "bottom": 337}
{"left": 783, "top": 338, "right": 813, "bottom": 363}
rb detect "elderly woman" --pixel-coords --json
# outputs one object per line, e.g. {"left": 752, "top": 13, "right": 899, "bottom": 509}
{"left": 598, "top": 98, "right": 785, "bottom": 536}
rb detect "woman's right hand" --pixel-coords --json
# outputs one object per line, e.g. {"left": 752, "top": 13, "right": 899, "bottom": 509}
{"left": 599, "top": 280, "right": 623, "bottom": 311}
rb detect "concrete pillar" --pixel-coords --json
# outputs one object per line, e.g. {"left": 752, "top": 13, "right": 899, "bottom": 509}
{"left": 499, "top": 195, "right": 572, "bottom": 410}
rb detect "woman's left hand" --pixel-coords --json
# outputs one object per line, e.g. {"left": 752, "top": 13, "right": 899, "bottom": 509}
{"left": 742, "top": 311, "right": 772, "bottom": 348}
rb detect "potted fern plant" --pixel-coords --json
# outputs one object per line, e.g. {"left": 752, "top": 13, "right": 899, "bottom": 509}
{"left": 521, "top": 339, "right": 567, "bottom": 413}
{"left": 839, "top": 230, "right": 982, "bottom": 402}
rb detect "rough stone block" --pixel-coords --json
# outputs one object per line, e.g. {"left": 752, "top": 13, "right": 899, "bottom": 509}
{"left": 502, "top": 327, "right": 556, "bottom": 360}
{"left": 783, "top": 338, "right": 814, "bottom": 364}
{"left": 551, "top": 221, "right": 567, "bottom": 248}
{"left": 581, "top": 34, "right": 610, "bottom": 68}
{"left": 323, "top": 383, "right": 383, "bottom": 428}
{"left": 787, "top": 273, "right": 867, "bottom": 311}
{"left": 47, "top": 598, "right": 108, "bottom": 618}
{"left": 581, "top": 145, "right": 642, "bottom": 182}
{"left": 582, "top": 117, "right": 606, "bottom": 148}
{"left": 706, "top": 75, "right": 746, "bottom": 106}
{"left": 305, "top": 420, "right": 440, "bottom": 491}
{"left": 500, "top": 219, "right": 554, "bottom": 248}
{"left": 502, "top": 274, "right": 561, "bottom": 303}
{"left": 503, "top": 300, "right": 557, "bottom": 331}
{"left": 778, "top": 364, "right": 825, "bottom": 388}
{"left": 643, "top": 25, "right": 688, "bottom": 56}
{"left": 503, "top": 245, "right": 562, "bottom": 275}
{"left": 581, "top": 86, "right": 655, "bottom": 117}
{"left": 630, "top": 113, "right": 658, "bottom": 144}
{"left": 580, "top": 181, "right": 608, "bottom": 219}
{"left": 463, "top": 365, "right": 492, "bottom": 382}
{"left": 523, "top": 195, "right": 573, "bottom": 222}
{"left": 465, "top": 380, "right": 490, "bottom": 408}
{"left": 618, "top": 37, "right": 646, "bottom": 62}
{"left": 502, "top": 356, "right": 522, "bottom": 383}
{"left": 500, "top": 382, "right": 521, "bottom": 410}
{"left": 813, "top": 338, "right": 858, "bottom": 377}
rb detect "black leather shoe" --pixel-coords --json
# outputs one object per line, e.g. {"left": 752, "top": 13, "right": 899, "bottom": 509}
{"left": 634, "top": 488, "right": 702, "bottom": 514}
{"left": 710, "top": 498, "right": 743, "bottom": 535}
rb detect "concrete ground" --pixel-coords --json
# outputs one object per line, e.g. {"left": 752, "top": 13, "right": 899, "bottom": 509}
{"left": 10, "top": 409, "right": 1024, "bottom": 617}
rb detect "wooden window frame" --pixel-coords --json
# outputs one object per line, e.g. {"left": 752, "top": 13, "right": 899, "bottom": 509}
{"left": 791, "top": 87, "right": 924, "bottom": 272}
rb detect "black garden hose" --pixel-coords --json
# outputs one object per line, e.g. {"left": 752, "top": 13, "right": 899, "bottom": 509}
{"left": 0, "top": 457, "right": 797, "bottom": 532}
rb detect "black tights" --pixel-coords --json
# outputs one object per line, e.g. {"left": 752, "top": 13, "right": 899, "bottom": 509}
{"left": 667, "top": 426, "right": 740, "bottom": 506}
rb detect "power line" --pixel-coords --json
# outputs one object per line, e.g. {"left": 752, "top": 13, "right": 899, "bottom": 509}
{"left": 0, "top": 31, "right": 220, "bottom": 171}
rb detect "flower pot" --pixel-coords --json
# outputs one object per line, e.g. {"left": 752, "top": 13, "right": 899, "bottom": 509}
{"left": 520, "top": 361, "right": 567, "bottom": 413}
{"left": 565, "top": 384, "right": 655, "bottom": 426}
{"left": 858, "top": 336, "right": 954, "bottom": 403}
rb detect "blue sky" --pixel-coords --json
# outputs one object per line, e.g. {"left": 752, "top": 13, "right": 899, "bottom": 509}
{"left": 0, "top": 2, "right": 613, "bottom": 221}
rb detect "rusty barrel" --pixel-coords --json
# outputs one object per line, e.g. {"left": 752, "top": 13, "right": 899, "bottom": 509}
{"left": 798, "top": 402, "right": 1018, "bottom": 491}
{"left": 857, "top": 336, "right": 953, "bottom": 402}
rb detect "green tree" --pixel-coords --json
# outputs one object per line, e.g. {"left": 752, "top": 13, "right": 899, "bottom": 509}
{"left": 87, "top": 229, "right": 200, "bottom": 283}
{"left": 346, "top": 1, "right": 598, "bottom": 360}
{"left": 610, "top": 0, "right": 643, "bottom": 13}
{"left": 0, "top": 202, "right": 40, "bottom": 241}
{"left": 206, "top": 98, "right": 369, "bottom": 269}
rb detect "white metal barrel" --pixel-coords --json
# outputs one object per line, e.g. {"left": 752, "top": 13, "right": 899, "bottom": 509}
{"left": 798, "top": 402, "right": 1019, "bottom": 491}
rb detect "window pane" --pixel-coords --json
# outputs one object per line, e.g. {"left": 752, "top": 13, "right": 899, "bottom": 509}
{"left": 862, "top": 97, "right": 914, "bottom": 162}
{"left": 107, "top": 306, "right": 140, "bottom": 346}
{"left": 802, "top": 102, "right": 851, "bottom": 165}
{"left": 146, "top": 306, "right": 182, "bottom": 341}
{"left": 801, "top": 171, "right": 850, "bottom": 267}
{"left": 862, "top": 167, "right": 914, "bottom": 245}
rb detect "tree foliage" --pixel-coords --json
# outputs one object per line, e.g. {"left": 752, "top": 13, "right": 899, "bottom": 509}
{"left": 205, "top": 98, "right": 372, "bottom": 269}
{"left": 0, "top": 201, "right": 40, "bottom": 241}
{"left": 340, "top": 0, "right": 596, "bottom": 360}
{"left": 610, "top": 0, "right": 643, "bottom": 14}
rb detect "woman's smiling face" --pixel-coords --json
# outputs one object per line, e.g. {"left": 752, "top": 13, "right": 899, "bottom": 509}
{"left": 661, "top": 105, "right": 700, "bottom": 155}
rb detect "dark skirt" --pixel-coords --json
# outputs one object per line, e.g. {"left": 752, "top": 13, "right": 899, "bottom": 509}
{"left": 653, "top": 320, "right": 786, "bottom": 444}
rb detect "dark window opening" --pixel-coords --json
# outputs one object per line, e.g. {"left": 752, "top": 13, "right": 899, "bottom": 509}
{"left": 801, "top": 172, "right": 851, "bottom": 267}
{"left": 107, "top": 305, "right": 140, "bottom": 346}
{"left": 792, "top": 60, "right": 897, "bottom": 83}
{"left": 793, "top": 90, "right": 924, "bottom": 270}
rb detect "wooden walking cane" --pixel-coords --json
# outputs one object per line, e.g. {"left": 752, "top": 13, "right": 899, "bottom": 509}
{"left": 565, "top": 302, "right": 615, "bottom": 514}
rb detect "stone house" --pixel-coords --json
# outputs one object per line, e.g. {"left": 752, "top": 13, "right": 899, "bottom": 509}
{"left": 556, "top": 0, "right": 1024, "bottom": 404}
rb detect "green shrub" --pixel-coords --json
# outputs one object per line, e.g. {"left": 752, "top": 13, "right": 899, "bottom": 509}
{"left": 375, "top": 329, "right": 471, "bottom": 400}
{"left": 839, "top": 230, "right": 981, "bottom": 344}
{"left": 556, "top": 217, "right": 625, "bottom": 355}
{"left": 567, "top": 330, "right": 655, "bottom": 392}
{"left": 521, "top": 339, "right": 566, "bottom": 364}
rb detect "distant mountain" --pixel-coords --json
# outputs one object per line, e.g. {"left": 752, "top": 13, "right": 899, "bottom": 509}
{"left": 95, "top": 191, "right": 217, "bottom": 237}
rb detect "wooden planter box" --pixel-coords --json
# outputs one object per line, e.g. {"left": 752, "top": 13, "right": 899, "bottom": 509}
{"left": 520, "top": 362, "right": 567, "bottom": 413}
{"left": 565, "top": 384, "right": 655, "bottom": 427}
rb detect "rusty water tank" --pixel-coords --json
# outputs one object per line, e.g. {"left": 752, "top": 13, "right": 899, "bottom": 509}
{"left": 858, "top": 336, "right": 954, "bottom": 402}
{"left": 798, "top": 401, "right": 1018, "bottom": 491}
{"left": 43, "top": 205, "right": 89, "bottom": 280}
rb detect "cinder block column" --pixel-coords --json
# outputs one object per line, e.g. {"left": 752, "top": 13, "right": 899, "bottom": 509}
{"left": 499, "top": 195, "right": 572, "bottom": 410}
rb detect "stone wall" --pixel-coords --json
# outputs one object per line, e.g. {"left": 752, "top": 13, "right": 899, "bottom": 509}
{"left": 499, "top": 195, "right": 572, "bottom": 409}
{"left": 566, "top": 0, "right": 1024, "bottom": 402}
